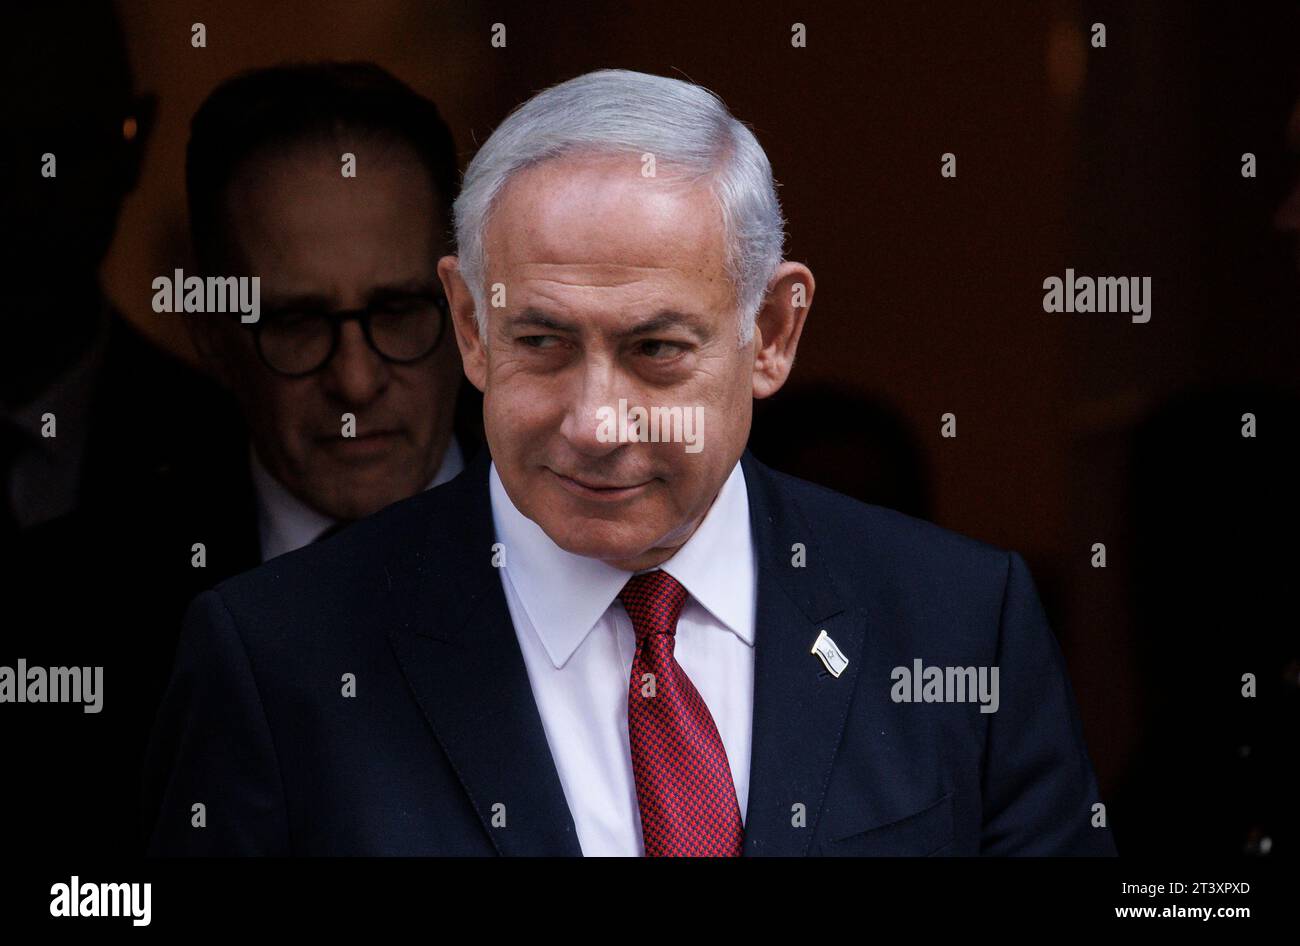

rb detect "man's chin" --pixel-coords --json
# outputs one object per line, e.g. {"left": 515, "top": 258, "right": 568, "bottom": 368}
{"left": 304, "top": 479, "right": 428, "bottom": 522}
{"left": 532, "top": 518, "right": 659, "bottom": 569}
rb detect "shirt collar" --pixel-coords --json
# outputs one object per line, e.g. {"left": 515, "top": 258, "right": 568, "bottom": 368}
{"left": 252, "top": 435, "right": 465, "bottom": 562}
{"left": 489, "top": 460, "right": 755, "bottom": 670}
{"left": 656, "top": 463, "right": 755, "bottom": 648}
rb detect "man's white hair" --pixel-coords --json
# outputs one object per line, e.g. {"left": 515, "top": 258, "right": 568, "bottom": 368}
{"left": 452, "top": 68, "right": 786, "bottom": 344}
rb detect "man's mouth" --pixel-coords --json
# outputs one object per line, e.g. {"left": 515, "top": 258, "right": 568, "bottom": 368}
{"left": 548, "top": 468, "right": 655, "bottom": 501}
{"left": 319, "top": 429, "right": 402, "bottom": 461}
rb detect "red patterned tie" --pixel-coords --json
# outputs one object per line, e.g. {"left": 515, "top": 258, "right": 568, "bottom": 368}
{"left": 619, "top": 569, "right": 744, "bottom": 857}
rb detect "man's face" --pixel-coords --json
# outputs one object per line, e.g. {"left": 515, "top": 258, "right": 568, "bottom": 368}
{"left": 206, "top": 143, "right": 460, "bottom": 520}
{"left": 452, "top": 154, "right": 757, "bottom": 570}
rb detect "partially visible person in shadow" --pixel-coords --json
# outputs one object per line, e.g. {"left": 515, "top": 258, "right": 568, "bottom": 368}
{"left": 3, "top": 56, "right": 481, "bottom": 856}
{"left": 0, "top": 3, "right": 235, "bottom": 552}
{"left": 1109, "top": 90, "right": 1300, "bottom": 857}
{"left": 1110, "top": 385, "right": 1299, "bottom": 857}
{"left": 0, "top": 2, "right": 244, "bottom": 858}
{"left": 1112, "top": 86, "right": 1300, "bottom": 858}
{"left": 748, "top": 382, "right": 931, "bottom": 519}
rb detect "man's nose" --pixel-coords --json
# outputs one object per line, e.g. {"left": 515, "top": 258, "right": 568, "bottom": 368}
{"left": 559, "top": 359, "right": 625, "bottom": 458}
{"left": 321, "top": 320, "right": 388, "bottom": 404}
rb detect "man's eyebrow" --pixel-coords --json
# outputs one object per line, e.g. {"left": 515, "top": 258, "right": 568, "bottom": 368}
{"left": 261, "top": 280, "right": 438, "bottom": 311}
{"left": 504, "top": 307, "right": 713, "bottom": 340}
{"left": 505, "top": 308, "right": 579, "bottom": 333}
{"left": 620, "top": 310, "right": 712, "bottom": 342}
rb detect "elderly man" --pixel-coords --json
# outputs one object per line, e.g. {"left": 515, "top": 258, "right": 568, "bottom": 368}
{"left": 146, "top": 69, "right": 1114, "bottom": 856}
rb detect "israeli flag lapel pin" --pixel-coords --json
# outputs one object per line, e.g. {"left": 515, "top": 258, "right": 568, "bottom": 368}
{"left": 811, "top": 629, "right": 849, "bottom": 678}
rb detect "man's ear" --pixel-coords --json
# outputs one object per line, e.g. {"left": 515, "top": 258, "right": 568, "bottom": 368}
{"left": 121, "top": 92, "right": 157, "bottom": 192}
{"left": 751, "top": 261, "right": 814, "bottom": 399}
{"left": 437, "top": 255, "right": 487, "bottom": 392}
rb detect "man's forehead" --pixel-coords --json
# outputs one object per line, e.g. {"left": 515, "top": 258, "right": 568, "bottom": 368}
{"left": 216, "top": 184, "right": 441, "bottom": 309}
{"left": 518, "top": 260, "right": 683, "bottom": 286}
{"left": 499, "top": 259, "right": 734, "bottom": 333}
{"left": 504, "top": 304, "right": 717, "bottom": 342}
{"left": 219, "top": 146, "right": 443, "bottom": 261}
{"left": 485, "top": 154, "right": 727, "bottom": 268}
{"left": 226, "top": 142, "right": 436, "bottom": 210}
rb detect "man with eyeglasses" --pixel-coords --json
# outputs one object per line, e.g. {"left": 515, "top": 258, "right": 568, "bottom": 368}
{"left": 9, "top": 62, "right": 476, "bottom": 857}
{"left": 182, "top": 62, "right": 474, "bottom": 564}
{"left": 1, "top": 2, "right": 254, "bottom": 859}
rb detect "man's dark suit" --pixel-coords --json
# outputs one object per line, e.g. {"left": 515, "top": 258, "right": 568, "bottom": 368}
{"left": 145, "top": 447, "right": 1116, "bottom": 856}
{"left": 4, "top": 352, "right": 485, "bottom": 856}
{"left": 0, "top": 313, "right": 252, "bottom": 856}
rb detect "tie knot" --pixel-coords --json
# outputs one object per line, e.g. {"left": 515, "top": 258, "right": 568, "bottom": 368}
{"left": 618, "top": 569, "right": 689, "bottom": 640}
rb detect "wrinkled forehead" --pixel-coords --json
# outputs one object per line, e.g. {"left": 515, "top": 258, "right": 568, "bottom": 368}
{"left": 484, "top": 153, "right": 730, "bottom": 280}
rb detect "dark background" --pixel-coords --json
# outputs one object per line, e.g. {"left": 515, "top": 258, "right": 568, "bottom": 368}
{"left": 20, "top": 0, "right": 1300, "bottom": 856}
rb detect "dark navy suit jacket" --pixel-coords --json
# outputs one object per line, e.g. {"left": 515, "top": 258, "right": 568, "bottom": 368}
{"left": 144, "top": 448, "right": 1116, "bottom": 856}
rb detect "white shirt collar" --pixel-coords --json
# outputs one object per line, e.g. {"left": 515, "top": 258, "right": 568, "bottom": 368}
{"left": 489, "top": 459, "right": 755, "bottom": 670}
{"left": 252, "top": 435, "right": 465, "bottom": 562}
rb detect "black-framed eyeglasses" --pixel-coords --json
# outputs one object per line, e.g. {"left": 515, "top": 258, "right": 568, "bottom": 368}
{"left": 249, "top": 290, "right": 449, "bottom": 378}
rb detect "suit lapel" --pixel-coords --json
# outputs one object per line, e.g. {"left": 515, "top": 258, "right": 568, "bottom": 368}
{"left": 386, "top": 449, "right": 582, "bottom": 856}
{"left": 739, "top": 452, "right": 869, "bottom": 855}
{"left": 384, "top": 448, "right": 874, "bottom": 856}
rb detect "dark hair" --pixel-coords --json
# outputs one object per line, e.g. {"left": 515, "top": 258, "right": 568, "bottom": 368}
{"left": 186, "top": 61, "right": 458, "bottom": 264}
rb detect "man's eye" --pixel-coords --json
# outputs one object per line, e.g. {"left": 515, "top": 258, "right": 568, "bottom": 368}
{"left": 519, "top": 335, "right": 561, "bottom": 349}
{"left": 638, "top": 339, "right": 686, "bottom": 359}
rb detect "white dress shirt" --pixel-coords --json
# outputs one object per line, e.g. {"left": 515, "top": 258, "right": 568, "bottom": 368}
{"left": 251, "top": 436, "right": 464, "bottom": 562}
{"left": 488, "top": 460, "right": 757, "bottom": 856}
